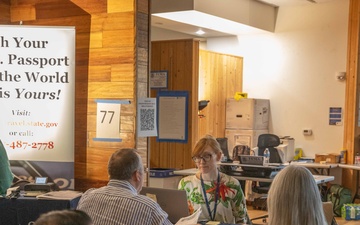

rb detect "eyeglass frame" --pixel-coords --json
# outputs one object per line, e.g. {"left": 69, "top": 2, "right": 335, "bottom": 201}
{"left": 192, "top": 153, "right": 215, "bottom": 163}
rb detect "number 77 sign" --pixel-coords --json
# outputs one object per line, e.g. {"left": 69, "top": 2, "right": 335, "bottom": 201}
{"left": 94, "top": 99, "right": 125, "bottom": 142}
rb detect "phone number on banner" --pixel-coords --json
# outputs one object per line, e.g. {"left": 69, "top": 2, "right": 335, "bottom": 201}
{"left": 6, "top": 141, "right": 54, "bottom": 150}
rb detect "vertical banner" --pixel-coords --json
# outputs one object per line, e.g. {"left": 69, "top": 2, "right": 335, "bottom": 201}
{"left": 0, "top": 25, "right": 75, "bottom": 189}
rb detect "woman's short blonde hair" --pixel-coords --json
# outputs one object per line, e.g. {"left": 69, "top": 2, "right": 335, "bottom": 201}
{"left": 192, "top": 135, "right": 222, "bottom": 157}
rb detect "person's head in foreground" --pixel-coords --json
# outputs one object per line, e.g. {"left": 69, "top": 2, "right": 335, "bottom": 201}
{"left": 77, "top": 148, "right": 172, "bottom": 225}
{"left": 108, "top": 148, "right": 145, "bottom": 193}
{"left": 267, "top": 165, "right": 327, "bottom": 225}
{"left": 33, "top": 209, "right": 92, "bottom": 225}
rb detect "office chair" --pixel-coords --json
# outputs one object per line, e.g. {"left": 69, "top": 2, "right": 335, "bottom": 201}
{"left": 252, "top": 134, "right": 282, "bottom": 210}
{"left": 216, "top": 137, "right": 230, "bottom": 161}
{"left": 11, "top": 179, "right": 30, "bottom": 190}
{"left": 9, "top": 173, "right": 31, "bottom": 191}
{"left": 257, "top": 134, "right": 282, "bottom": 163}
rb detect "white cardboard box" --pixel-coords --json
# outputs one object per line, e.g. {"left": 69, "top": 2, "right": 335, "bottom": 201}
{"left": 226, "top": 98, "right": 269, "bottom": 130}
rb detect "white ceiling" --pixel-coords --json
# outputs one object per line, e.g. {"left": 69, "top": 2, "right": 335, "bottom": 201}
{"left": 151, "top": 0, "right": 337, "bottom": 38}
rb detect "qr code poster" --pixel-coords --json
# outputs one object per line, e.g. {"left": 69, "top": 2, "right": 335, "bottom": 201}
{"left": 137, "top": 98, "right": 157, "bottom": 137}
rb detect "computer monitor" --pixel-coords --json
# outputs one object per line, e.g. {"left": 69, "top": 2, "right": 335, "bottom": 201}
{"left": 140, "top": 187, "right": 189, "bottom": 223}
{"left": 216, "top": 137, "right": 230, "bottom": 161}
{"left": 35, "top": 177, "right": 48, "bottom": 184}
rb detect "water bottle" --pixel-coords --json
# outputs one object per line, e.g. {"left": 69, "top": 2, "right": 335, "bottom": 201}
{"left": 264, "top": 148, "right": 270, "bottom": 165}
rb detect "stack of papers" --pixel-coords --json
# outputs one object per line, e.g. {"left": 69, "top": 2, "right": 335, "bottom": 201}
{"left": 24, "top": 191, "right": 47, "bottom": 197}
{"left": 36, "top": 190, "right": 82, "bottom": 200}
{"left": 175, "top": 208, "right": 202, "bottom": 225}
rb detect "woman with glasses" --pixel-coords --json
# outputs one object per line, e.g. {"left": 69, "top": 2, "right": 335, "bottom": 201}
{"left": 178, "top": 135, "right": 248, "bottom": 224}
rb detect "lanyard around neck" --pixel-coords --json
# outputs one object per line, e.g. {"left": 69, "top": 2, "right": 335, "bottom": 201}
{"left": 200, "top": 172, "right": 220, "bottom": 221}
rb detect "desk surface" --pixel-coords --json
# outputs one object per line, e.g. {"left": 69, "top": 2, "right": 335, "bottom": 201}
{"left": 174, "top": 168, "right": 334, "bottom": 184}
{"left": 174, "top": 168, "right": 274, "bottom": 182}
{"left": 290, "top": 162, "right": 339, "bottom": 169}
{"left": 0, "top": 195, "right": 80, "bottom": 225}
{"left": 339, "top": 164, "right": 360, "bottom": 170}
{"left": 219, "top": 161, "right": 340, "bottom": 169}
{"left": 218, "top": 162, "right": 284, "bottom": 169}
{"left": 313, "top": 175, "right": 335, "bottom": 184}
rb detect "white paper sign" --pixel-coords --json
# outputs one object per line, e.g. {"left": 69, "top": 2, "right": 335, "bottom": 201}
{"left": 158, "top": 96, "right": 186, "bottom": 141}
{"left": 96, "top": 101, "right": 121, "bottom": 139}
{"left": 150, "top": 71, "right": 168, "bottom": 88}
{"left": 137, "top": 98, "right": 157, "bottom": 137}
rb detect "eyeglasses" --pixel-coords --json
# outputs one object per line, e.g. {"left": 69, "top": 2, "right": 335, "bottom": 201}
{"left": 138, "top": 167, "right": 148, "bottom": 174}
{"left": 192, "top": 154, "right": 214, "bottom": 163}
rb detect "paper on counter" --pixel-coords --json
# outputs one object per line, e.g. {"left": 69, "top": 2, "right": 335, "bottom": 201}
{"left": 36, "top": 190, "right": 82, "bottom": 200}
{"left": 175, "top": 208, "right": 202, "bottom": 225}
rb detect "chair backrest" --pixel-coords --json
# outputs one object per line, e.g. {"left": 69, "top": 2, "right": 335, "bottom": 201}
{"left": 257, "top": 134, "right": 282, "bottom": 163}
{"left": 257, "top": 134, "right": 280, "bottom": 148}
{"left": 322, "top": 201, "right": 334, "bottom": 225}
{"left": 11, "top": 179, "right": 30, "bottom": 190}
{"left": 216, "top": 137, "right": 230, "bottom": 160}
{"left": 232, "top": 145, "right": 251, "bottom": 161}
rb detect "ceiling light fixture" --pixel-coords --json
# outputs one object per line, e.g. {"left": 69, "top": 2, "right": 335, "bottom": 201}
{"left": 196, "top": 29, "right": 205, "bottom": 35}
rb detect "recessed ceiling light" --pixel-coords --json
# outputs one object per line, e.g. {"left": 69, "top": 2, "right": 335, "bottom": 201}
{"left": 196, "top": 29, "right": 205, "bottom": 35}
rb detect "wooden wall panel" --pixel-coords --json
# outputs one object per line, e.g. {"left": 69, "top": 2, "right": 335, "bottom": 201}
{"left": 102, "top": 30, "right": 134, "bottom": 48}
{"left": 108, "top": 0, "right": 133, "bottom": 13}
{"left": 89, "top": 47, "right": 134, "bottom": 65}
{"left": 149, "top": 42, "right": 242, "bottom": 170}
{"left": 198, "top": 50, "right": 243, "bottom": 139}
{"left": 342, "top": 0, "right": 360, "bottom": 193}
{"left": 88, "top": 82, "right": 134, "bottom": 98}
{"left": 150, "top": 39, "right": 199, "bottom": 170}
{"left": 10, "top": 5, "right": 35, "bottom": 21}
{"left": 111, "top": 63, "right": 135, "bottom": 82}
{"left": 35, "top": 1, "right": 89, "bottom": 19}
{"left": 20, "top": 16, "right": 92, "bottom": 33}
{"left": 70, "top": 0, "right": 107, "bottom": 14}
{"left": 0, "top": 1, "right": 10, "bottom": 23}
{"left": 90, "top": 12, "right": 134, "bottom": 32}
{"left": 88, "top": 65, "right": 112, "bottom": 82}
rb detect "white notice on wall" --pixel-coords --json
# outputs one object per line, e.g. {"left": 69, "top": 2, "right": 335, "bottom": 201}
{"left": 158, "top": 96, "right": 187, "bottom": 141}
{"left": 95, "top": 100, "right": 121, "bottom": 140}
{"left": 137, "top": 98, "right": 157, "bottom": 137}
{"left": 329, "top": 107, "right": 342, "bottom": 126}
